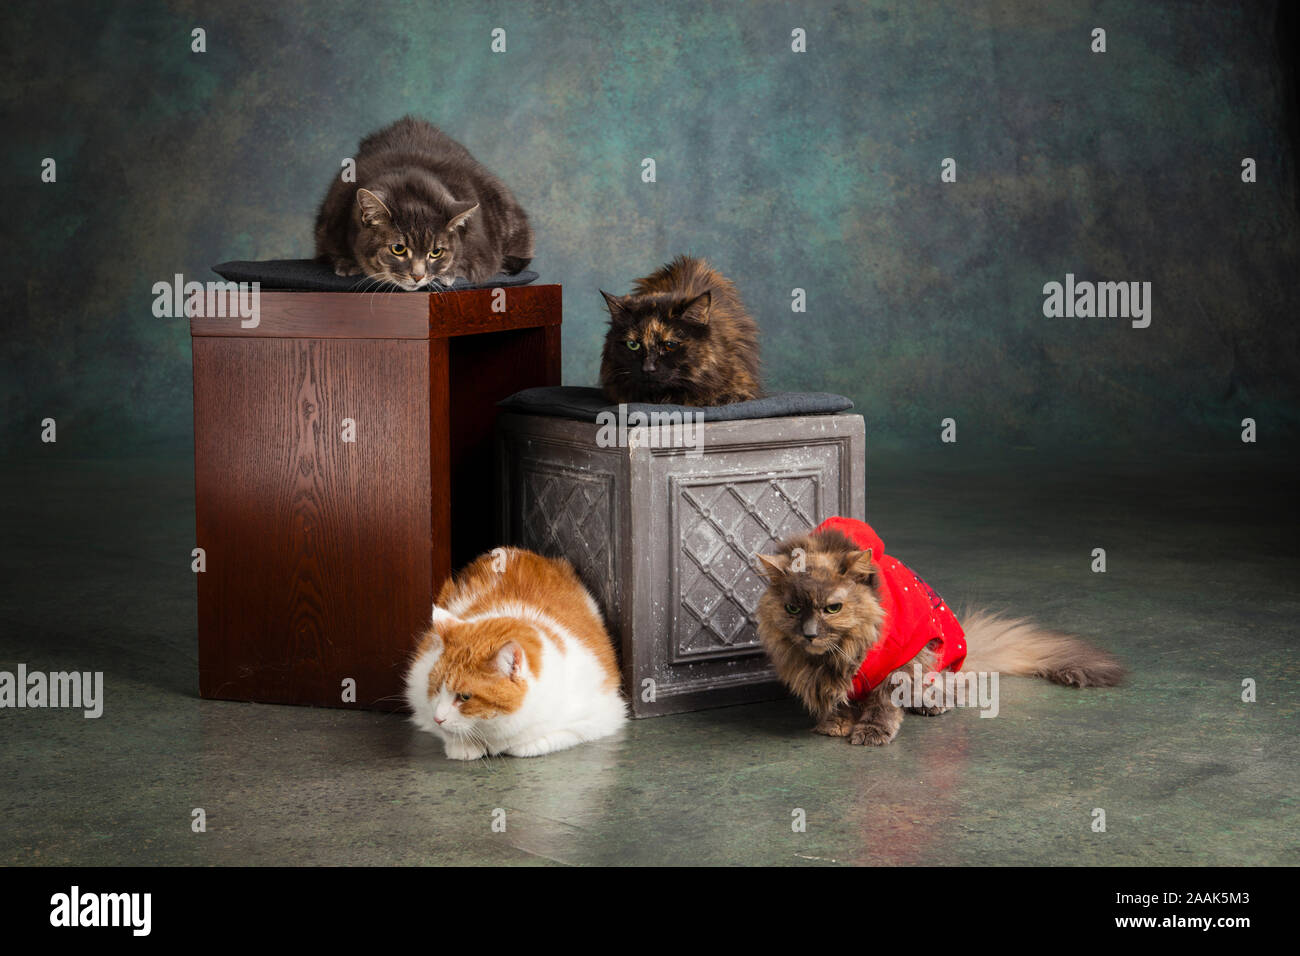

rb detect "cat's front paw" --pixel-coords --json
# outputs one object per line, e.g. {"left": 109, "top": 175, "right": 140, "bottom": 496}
{"left": 506, "top": 734, "right": 573, "bottom": 758}
{"left": 813, "top": 713, "right": 855, "bottom": 737}
{"left": 443, "top": 738, "right": 487, "bottom": 761}
{"left": 906, "top": 704, "right": 950, "bottom": 716}
{"left": 333, "top": 258, "right": 362, "bottom": 277}
{"left": 849, "top": 721, "right": 899, "bottom": 747}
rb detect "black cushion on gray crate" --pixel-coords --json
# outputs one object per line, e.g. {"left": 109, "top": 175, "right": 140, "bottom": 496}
{"left": 212, "top": 259, "right": 538, "bottom": 292}
{"left": 498, "top": 385, "right": 854, "bottom": 423}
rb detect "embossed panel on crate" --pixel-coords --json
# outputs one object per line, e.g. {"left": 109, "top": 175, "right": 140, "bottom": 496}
{"left": 518, "top": 459, "right": 617, "bottom": 613}
{"left": 671, "top": 469, "right": 823, "bottom": 663}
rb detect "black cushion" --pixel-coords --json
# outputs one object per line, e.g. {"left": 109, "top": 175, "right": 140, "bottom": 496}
{"left": 498, "top": 386, "right": 854, "bottom": 423}
{"left": 212, "top": 258, "right": 538, "bottom": 292}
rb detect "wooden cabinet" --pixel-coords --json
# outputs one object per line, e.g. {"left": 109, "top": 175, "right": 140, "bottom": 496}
{"left": 190, "top": 286, "right": 561, "bottom": 710}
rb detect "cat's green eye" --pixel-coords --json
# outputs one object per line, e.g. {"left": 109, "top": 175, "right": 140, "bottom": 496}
{"left": 390, "top": 243, "right": 408, "bottom": 256}
{"left": 458, "top": 692, "right": 471, "bottom": 701}
{"left": 824, "top": 603, "right": 843, "bottom": 614}
{"left": 428, "top": 248, "right": 444, "bottom": 260}
{"left": 785, "top": 603, "right": 801, "bottom": 615}
{"left": 625, "top": 340, "right": 641, "bottom": 351}
{"left": 663, "top": 340, "right": 680, "bottom": 351}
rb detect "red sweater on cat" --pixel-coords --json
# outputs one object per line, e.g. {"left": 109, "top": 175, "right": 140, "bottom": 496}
{"left": 814, "top": 517, "right": 967, "bottom": 699}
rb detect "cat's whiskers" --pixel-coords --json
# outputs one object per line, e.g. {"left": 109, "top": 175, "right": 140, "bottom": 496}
{"left": 470, "top": 726, "right": 504, "bottom": 766}
{"left": 357, "top": 270, "right": 405, "bottom": 314}
{"left": 830, "top": 639, "right": 858, "bottom": 673}
{"left": 352, "top": 271, "right": 385, "bottom": 296}
{"left": 452, "top": 723, "right": 504, "bottom": 767}
{"left": 355, "top": 274, "right": 387, "bottom": 314}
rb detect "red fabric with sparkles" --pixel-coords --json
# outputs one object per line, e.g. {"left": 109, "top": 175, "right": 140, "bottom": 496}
{"left": 813, "top": 517, "right": 967, "bottom": 700}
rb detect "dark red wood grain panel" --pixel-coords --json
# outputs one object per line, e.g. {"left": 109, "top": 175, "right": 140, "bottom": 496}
{"left": 428, "top": 285, "right": 562, "bottom": 337}
{"left": 191, "top": 286, "right": 562, "bottom": 710}
{"left": 190, "top": 285, "right": 561, "bottom": 339}
{"left": 191, "top": 292, "right": 429, "bottom": 338}
{"left": 428, "top": 337, "right": 452, "bottom": 598}
{"left": 194, "top": 337, "right": 433, "bottom": 710}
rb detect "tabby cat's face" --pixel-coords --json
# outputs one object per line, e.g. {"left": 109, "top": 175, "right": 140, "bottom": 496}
{"left": 353, "top": 187, "right": 478, "bottom": 290}
{"left": 600, "top": 291, "right": 712, "bottom": 394}
{"left": 755, "top": 549, "right": 884, "bottom": 659}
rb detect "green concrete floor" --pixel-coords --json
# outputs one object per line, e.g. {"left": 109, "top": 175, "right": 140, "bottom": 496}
{"left": 1, "top": 448, "right": 1296, "bottom": 866}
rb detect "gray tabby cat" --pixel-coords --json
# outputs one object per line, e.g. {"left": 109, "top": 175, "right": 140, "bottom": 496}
{"left": 314, "top": 117, "right": 533, "bottom": 289}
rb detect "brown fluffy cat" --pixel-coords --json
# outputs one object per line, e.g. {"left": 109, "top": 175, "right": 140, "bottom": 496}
{"left": 598, "top": 256, "right": 761, "bottom": 406}
{"left": 756, "top": 517, "right": 1124, "bottom": 746}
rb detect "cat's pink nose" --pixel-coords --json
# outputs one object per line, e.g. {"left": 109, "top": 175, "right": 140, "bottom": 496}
{"left": 433, "top": 716, "right": 445, "bottom": 725}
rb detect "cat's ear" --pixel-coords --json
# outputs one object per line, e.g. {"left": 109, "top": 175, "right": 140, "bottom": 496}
{"left": 842, "top": 549, "right": 878, "bottom": 587}
{"left": 446, "top": 201, "right": 479, "bottom": 232}
{"left": 600, "top": 290, "right": 630, "bottom": 323}
{"left": 430, "top": 605, "right": 460, "bottom": 632}
{"left": 495, "top": 642, "right": 524, "bottom": 680}
{"left": 754, "top": 553, "right": 789, "bottom": 583}
{"left": 356, "top": 188, "right": 392, "bottom": 226}
{"left": 419, "top": 626, "right": 443, "bottom": 655}
{"left": 679, "top": 290, "right": 712, "bottom": 326}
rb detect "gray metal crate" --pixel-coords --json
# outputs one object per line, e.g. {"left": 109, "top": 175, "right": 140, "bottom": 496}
{"left": 495, "top": 412, "right": 866, "bottom": 716}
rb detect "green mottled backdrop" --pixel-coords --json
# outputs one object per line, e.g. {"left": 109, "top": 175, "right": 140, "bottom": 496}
{"left": 3, "top": 0, "right": 1297, "bottom": 456}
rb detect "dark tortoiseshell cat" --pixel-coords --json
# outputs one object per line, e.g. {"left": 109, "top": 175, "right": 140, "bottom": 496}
{"left": 314, "top": 117, "right": 532, "bottom": 289}
{"left": 599, "top": 256, "right": 761, "bottom": 406}
{"left": 756, "top": 520, "right": 1124, "bottom": 746}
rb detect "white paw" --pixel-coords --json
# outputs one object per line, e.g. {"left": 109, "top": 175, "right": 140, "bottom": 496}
{"left": 444, "top": 738, "right": 487, "bottom": 761}
{"left": 506, "top": 735, "right": 567, "bottom": 758}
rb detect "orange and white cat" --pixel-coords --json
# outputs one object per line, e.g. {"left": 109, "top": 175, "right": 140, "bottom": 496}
{"left": 404, "top": 547, "right": 627, "bottom": 759}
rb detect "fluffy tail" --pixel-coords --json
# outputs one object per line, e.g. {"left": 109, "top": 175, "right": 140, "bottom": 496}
{"left": 958, "top": 608, "right": 1124, "bottom": 688}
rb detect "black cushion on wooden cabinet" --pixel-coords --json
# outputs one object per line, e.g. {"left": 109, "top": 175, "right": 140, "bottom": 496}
{"left": 212, "top": 258, "right": 538, "bottom": 292}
